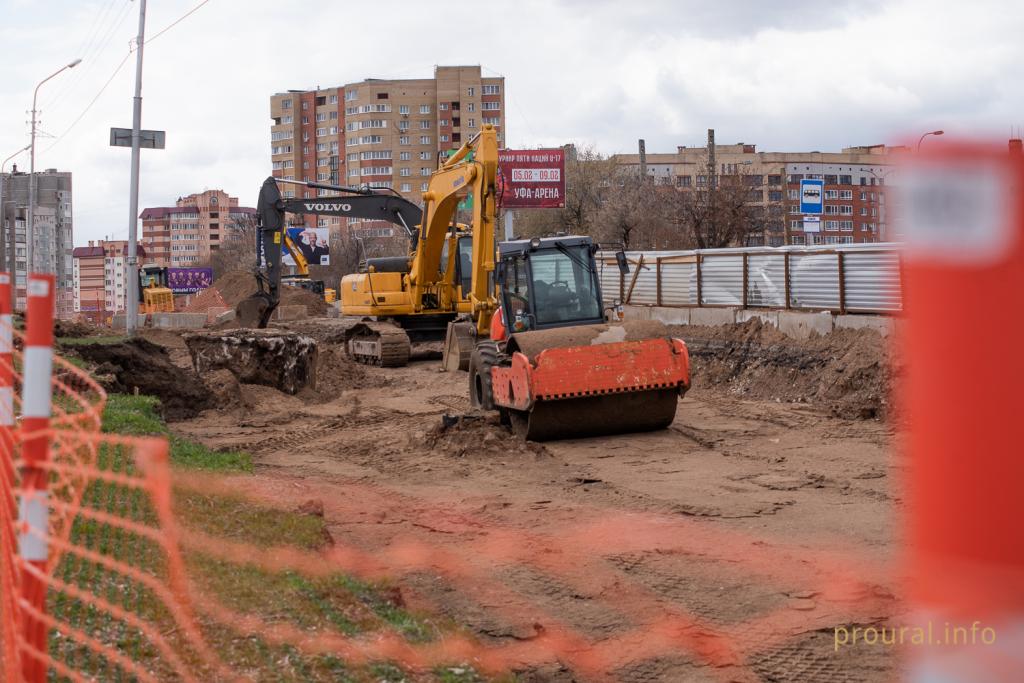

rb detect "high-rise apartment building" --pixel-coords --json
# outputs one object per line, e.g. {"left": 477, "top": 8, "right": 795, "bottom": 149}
{"left": 614, "top": 140, "right": 901, "bottom": 245}
{"left": 0, "top": 167, "right": 74, "bottom": 314}
{"left": 72, "top": 239, "right": 146, "bottom": 322}
{"left": 269, "top": 65, "right": 505, "bottom": 237}
{"left": 140, "top": 189, "right": 255, "bottom": 267}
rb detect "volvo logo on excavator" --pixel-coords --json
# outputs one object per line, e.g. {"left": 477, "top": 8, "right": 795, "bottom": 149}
{"left": 303, "top": 202, "right": 353, "bottom": 213}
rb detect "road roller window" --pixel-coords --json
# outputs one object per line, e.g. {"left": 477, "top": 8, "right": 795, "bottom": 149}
{"left": 529, "top": 245, "right": 602, "bottom": 326}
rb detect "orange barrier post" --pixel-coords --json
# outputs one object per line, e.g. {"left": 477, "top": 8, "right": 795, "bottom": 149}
{"left": 0, "top": 272, "right": 17, "bottom": 679}
{"left": 18, "top": 273, "right": 55, "bottom": 683}
{"left": 900, "top": 143, "right": 1024, "bottom": 680}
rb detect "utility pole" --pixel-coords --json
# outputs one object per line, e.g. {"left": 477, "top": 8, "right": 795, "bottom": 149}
{"left": 125, "top": 0, "right": 147, "bottom": 336}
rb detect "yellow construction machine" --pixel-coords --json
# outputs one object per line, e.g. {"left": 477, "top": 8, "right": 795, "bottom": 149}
{"left": 138, "top": 264, "right": 174, "bottom": 314}
{"left": 343, "top": 124, "right": 693, "bottom": 439}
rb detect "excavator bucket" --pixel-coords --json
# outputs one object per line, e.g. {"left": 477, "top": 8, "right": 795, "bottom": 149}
{"left": 490, "top": 321, "right": 690, "bottom": 441}
{"left": 235, "top": 292, "right": 275, "bottom": 329}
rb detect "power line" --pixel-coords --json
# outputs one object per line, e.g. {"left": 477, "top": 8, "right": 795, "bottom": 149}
{"left": 43, "top": 0, "right": 216, "bottom": 153}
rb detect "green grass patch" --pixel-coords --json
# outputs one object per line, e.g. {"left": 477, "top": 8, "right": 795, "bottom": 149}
{"left": 58, "top": 335, "right": 126, "bottom": 347}
{"left": 81, "top": 391, "right": 484, "bottom": 680}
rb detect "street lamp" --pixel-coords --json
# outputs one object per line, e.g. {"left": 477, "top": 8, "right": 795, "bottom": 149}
{"left": 917, "top": 129, "right": 944, "bottom": 152}
{"left": 27, "top": 58, "right": 82, "bottom": 279}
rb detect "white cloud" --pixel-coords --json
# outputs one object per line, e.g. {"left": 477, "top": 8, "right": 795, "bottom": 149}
{"left": 0, "top": 0, "right": 1021, "bottom": 246}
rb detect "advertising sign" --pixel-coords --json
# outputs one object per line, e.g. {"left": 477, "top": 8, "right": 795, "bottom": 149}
{"left": 799, "top": 178, "right": 825, "bottom": 215}
{"left": 802, "top": 216, "right": 821, "bottom": 233}
{"left": 283, "top": 226, "right": 330, "bottom": 266}
{"left": 497, "top": 148, "right": 566, "bottom": 208}
{"left": 167, "top": 267, "right": 213, "bottom": 294}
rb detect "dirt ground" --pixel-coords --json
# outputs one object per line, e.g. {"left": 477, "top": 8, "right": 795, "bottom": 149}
{"left": 148, "top": 321, "right": 904, "bottom": 682}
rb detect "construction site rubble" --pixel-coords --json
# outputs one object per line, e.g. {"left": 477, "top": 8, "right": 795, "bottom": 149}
{"left": 184, "top": 329, "right": 318, "bottom": 395}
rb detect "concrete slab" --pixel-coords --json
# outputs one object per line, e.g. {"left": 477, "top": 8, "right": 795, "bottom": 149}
{"left": 689, "top": 307, "right": 736, "bottom": 327}
{"left": 275, "top": 305, "right": 308, "bottom": 321}
{"left": 778, "top": 311, "right": 833, "bottom": 339}
{"left": 205, "top": 306, "right": 231, "bottom": 322}
{"left": 622, "top": 304, "right": 652, "bottom": 321}
{"left": 214, "top": 309, "right": 236, "bottom": 325}
{"left": 152, "top": 313, "right": 207, "bottom": 330}
{"left": 834, "top": 314, "right": 894, "bottom": 337}
{"left": 111, "top": 313, "right": 148, "bottom": 329}
{"left": 648, "top": 306, "right": 691, "bottom": 325}
{"left": 736, "top": 309, "right": 780, "bottom": 327}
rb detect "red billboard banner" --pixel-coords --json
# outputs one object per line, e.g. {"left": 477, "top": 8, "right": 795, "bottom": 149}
{"left": 498, "top": 148, "right": 566, "bottom": 208}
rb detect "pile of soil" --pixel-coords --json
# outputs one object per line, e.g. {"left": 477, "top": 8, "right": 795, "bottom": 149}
{"left": 214, "top": 271, "right": 328, "bottom": 316}
{"left": 54, "top": 320, "right": 99, "bottom": 338}
{"left": 72, "top": 338, "right": 214, "bottom": 421}
{"left": 671, "top": 318, "right": 895, "bottom": 419}
{"left": 184, "top": 330, "right": 318, "bottom": 395}
{"left": 423, "top": 413, "right": 547, "bottom": 458}
{"left": 310, "top": 346, "right": 388, "bottom": 399}
{"left": 178, "top": 286, "right": 227, "bottom": 314}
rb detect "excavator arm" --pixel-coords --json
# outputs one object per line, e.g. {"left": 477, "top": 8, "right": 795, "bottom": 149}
{"left": 236, "top": 177, "right": 423, "bottom": 328}
{"left": 410, "top": 125, "right": 500, "bottom": 335}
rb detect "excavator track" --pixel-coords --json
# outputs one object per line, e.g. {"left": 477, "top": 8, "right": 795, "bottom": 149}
{"left": 344, "top": 322, "right": 411, "bottom": 367}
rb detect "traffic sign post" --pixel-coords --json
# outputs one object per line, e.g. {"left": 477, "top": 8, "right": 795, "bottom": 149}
{"left": 799, "top": 178, "right": 824, "bottom": 215}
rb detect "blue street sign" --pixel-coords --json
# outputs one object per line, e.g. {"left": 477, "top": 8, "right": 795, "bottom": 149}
{"left": 799, "top": 178, "right": 825, "bottom": 215}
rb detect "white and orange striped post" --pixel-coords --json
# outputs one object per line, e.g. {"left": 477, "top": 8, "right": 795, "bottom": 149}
{"left": 0, "top": 272, "right": 17, "bottom": 675}
{"left": 18, "top": 273, "right": 54, "bottom": 683}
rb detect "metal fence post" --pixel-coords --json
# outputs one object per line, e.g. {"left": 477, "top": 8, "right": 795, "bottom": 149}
{"left": 742, "top": 253, "right": 749, "bottom": 308}
{"left": 837, "top": 252, "right": 847, "bottom": 314}
{"left": 783, "top": 252, "right": 791, "bottom": 309}
{"left": 696, "top": 254, "right": 703, "bottom": 307}
{"left": 656, "top": 257, "right": 662, "bottom": 307}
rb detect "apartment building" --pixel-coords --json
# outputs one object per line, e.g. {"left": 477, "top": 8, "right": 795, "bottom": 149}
{"left": 269, "top": 65, "right": 505, "bottom": 237}
{"left": 615, "top": 139, "right": 901, "bottom": 245}
{"left": 140, "top": 189, "right": 255, "bottom": 267}
{"left": 0, "top": 167, "right": 74, "bottom": 314}
{"left": 71, "top": 239, "right": 146, "bottom": 322}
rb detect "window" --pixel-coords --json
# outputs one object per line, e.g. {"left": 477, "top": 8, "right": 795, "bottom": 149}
{"left": 281, "top": 99, "right": 292, "bottom": 110}
{"left": 825, "top": 205, "right": 839, "bottom": 215}
{"left": 788, "top": 173, "right": 803, "bottom": 183}
{"left": 271, "top": 130, "right": 293, "bottom": 141}
{"left": 421, "top": 182, "right": 429, "bottom": 191}
{"left": 824, "top": 174, "right": 838, "bottom": 184}
{"left": 440, "top": 103, "right": 449, "bottom": 111}
{"left": 768, "top": 190, "right": 783, "bottom": 201}
{"left": 398, "top": 120, "right": 409, "bottom": 131}
{"left": 483, "top": 116, "right": 500, "bottom": 126}
{"left": 317, "top": 158, "right": 329, "bottom": 167}
{"left": 345, "top": 90, "right": 357, "bottom": 101}
{"left": 825, "top": 220, "right": 840, "bottom": 231}
{"left": 841, "top": 220, "right": 854, "bottom": 231}
{"left": 419, "top": 104, "right": 430, "bottom": 114}
{"left": 399, "top": 105, "right": 409, "bottom": 114}
{"left": 483, "top": 84, "right": 499, "bottom": 95}
{"left": 420, "top": 135, "right": 431, "bottom": 145}
{"left": 840, "top": 190, "right": 853, "bottom": 200}
{"left": 860, "top": 207, "right": 868, "bottom": 216}
{"left": 347, "top": 153, "right": 359, "bottom": 162}
{"left": 825, "top": 189, "right": 839, "bottom": 199}
{"left": 840, "top": 205, "right": 853, "bottom": 215}
{"left": 839, "top": 175, "right": 852, "bottom": 185}
{"left": 768, "top": 174, "right": 782, "bottom": 186}
{"left": 467, "top": 87, "right": 475, "bottom": 96}
{"left": 400, "top": 168, "right": 411, "bottom": 176}
{"left": 860, "top": 191, "right": 867, "bottom": 201}
{"left": 788, "top": 205, "right": 800, "bottom": 214}
{"left": 787, "top": 189, "right": 799, "bottom": 200}
{"left": 346, "top": 106, "right": 357, "bottom": 115}
{"left": 420, "top": 120, "right": 431, "bottom": 129}
{"left": 399, "top": 151, "right": 411, "bottom": 161}
{"left": 482, "top": 101, "right": 500, "bottom": 110}
{"left": 316, "top": 112, "right": 327, "bottom": 122}
{"left": 420, "top": 167, "right": 430, "bottom": 176}
{"left": 281, "top": 115, "right": 293, "bottom": 124}
{"left": 400, "top": 136, "right": 410, "bottom": 145}
{"left": 440, "top": 119, "right": 449, "bottom": 127}
{"left": 419, "top": 151, "right": 432, "bottom": 160}
{"left": 329, "top": 94, "right": 338, "bottom": 104}
{"left": 361, "top": 166, "right": 392, "bottom": 176}
{"left": 400, "top": 183, "right": 411, "bottom": 192}
{"left": 360, "top": 150, "right": 392, "bottom": 160}
{"left": 316, "top": 127, "right": 327, "bottom": 136}
{"left": 440, "top": 134, "right": 449, "bottom": 142}
{"left": 467, "top": 103, "right": 475, "bottom": 112}
{"left": 376, "top": 92, "right": 388, "bottom": 100}
{"left": 316, "top": 143, "right": 327, "bottom": 152}
{"left": 317, "top": 172, "right": 330, "bottom": 181}
{"left": 330, "top": 111, "right": 338, "bottom": 120}
{"left": 302, "top": 100, "right": 309, "bottom": 110}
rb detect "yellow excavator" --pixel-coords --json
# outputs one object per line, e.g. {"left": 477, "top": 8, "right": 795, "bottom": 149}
{"left": 138, "top": 264, "right": 175, "bottom": 314}
{"left": 340, "top": 124, "right": 692, "bottom": 440}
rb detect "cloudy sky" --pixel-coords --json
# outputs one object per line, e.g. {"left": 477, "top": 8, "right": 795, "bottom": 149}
{"left": 1, "top": 0, "right": 1021, "bottom": 246}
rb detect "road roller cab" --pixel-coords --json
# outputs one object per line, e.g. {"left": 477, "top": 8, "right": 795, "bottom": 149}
{"left": 469, "top": 235, "right": 691, "bottom": 441}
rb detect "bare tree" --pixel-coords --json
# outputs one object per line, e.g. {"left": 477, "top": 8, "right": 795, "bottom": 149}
{"left": 207, "top": 213, "right": 258, "bottom": 278}
{"left": 665, "top": 153, "right": 767, "bottom": 249}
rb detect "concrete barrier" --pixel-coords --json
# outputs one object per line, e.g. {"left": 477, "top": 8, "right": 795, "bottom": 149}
{"left": 111, "top": 313, "right": 147, "bottom": 329}
{"left": 275, "top": 305, "right": 308, "bottom": 321}
{"left": 622, "top": 304, "right": 893, "bottom": 340}
{"left": 834, "top": 314, "right": 894, "bottom": 337}
{"left": 151, "top": 313, "right": 207, "bottom": 330}
{"left": 689, "top": 307, "right": 736, "bottom": 326}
